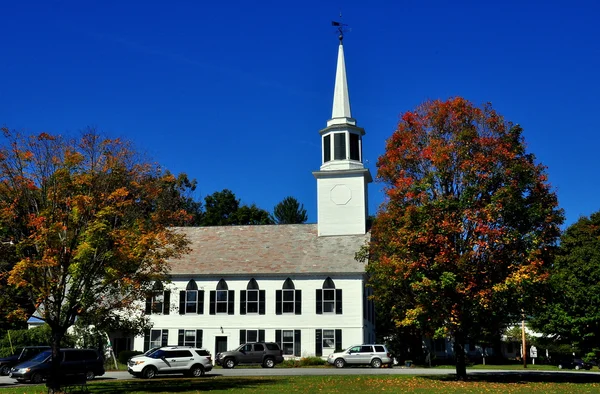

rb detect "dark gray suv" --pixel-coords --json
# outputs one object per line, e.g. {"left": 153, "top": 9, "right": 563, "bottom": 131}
{"left": 215, "top": 342, "right": 283, "bottom": 368}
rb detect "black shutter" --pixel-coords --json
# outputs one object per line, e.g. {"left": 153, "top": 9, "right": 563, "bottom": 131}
{"left": 179, "top": 291, "right": 186, "bottom": 315}
{"left": 315, "top": 329, "right": 322, "bottom": 357}
{"left": 324, "top": 135, "right": 331, "bottom": 162}
{"left": 196, "top": 329, "right": 203, "bottom": 348}
{"left": 145, "top": 297, "right": 151, "bottom": 315}
{"left": 198, "top": 290, "right": 205, "bottom": 314}
{"left": 240, "top": 290, "right": 247, "bottom": 315}
{"left": 259, "top": 330, "right": 265, "bottom": 343}
{"left": 240, "top": 330, "right": 246, "bottom": 345}
{"left": 275, "top": 290, "right": 282, "bottom": 315}
{"left": 335, "top": 329, "right": 342, "bottom": 352}
{"left": 316, "top": 289, "right": 323, "bottom": 314}
{"left": 178, "top": 329, "right": 184, "bottom": 346}
{"left": 209, "top": 291, "right": 216, "bottom": 315}
{"left": 259, "top": 290, "right": 265, "bottom": 315}
{"left": 163, "top": 291, "right": 171, "bottom": 315}
{"left": 295, "top": 290, "right": 302, "bottom": 315}
{"left": 275, "top": 330, "right": 282, "bottom": 348}
{"left": 143, "top": 330, "right": 150, "bottom": 352}
{"left": 335, "top": 289, "right": 342, "bottom": 314}
{"left": 161, "top": 329, "right": 168, "bottom": 346}
{"left": 228, "top": 290, "right": 235, "bottom": 315}
{"left": 334, "top": 133, "right": 346, "bottom": 160}
{"left": 294, "top": 330, "right": 301, "bottom": 357}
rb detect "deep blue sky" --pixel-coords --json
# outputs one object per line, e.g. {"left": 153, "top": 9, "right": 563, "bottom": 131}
{"left": 1, "top": 1, "right": 598, "bottom": 227}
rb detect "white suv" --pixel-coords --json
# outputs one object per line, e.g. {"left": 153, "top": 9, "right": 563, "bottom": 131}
{"left": 327, "top": 344, "right": 393, "bottom": 368}
{"left": 128, "top": 346, "right": 213, "bottom": 379}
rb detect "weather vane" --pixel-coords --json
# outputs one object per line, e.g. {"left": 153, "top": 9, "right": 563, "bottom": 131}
{"left": 331, "top": 12, "right": 349, "bottom": 42}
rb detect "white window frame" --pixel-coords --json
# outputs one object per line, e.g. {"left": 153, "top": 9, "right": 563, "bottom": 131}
{"left": 149, "top": 329, "right": 162, "bottom": 349}
{"left": 323, "top": 329, "right": 335, "bottom": 350}
{"left": 323, "top": 289, "right": 335, "bottom": 313}
{"left": 246, "top": 329, "right": 258, "bottom": 343}
{"left": 185, "top": 290, "right": 198, "bottom": 314}
{"left": 246, "top": 289, "right": 259, "bottom": 314}
{"left": 183, "top": 329, "right": 197, "bottom": 347}
{"left": 282, "top": 289, "right": 295, "bottom": 313}
{"left": 282, "top": 330, "right": 294, "bottom": 355}
{"left": 216, "top": 289, "right": 228, "bottom": 314}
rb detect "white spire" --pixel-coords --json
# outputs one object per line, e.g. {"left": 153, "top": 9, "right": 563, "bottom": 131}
{"left": 328, "top": 42, "right": 356, "bottom": 127}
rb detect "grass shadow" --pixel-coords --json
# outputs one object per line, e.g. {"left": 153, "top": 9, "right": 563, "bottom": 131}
{"left": 423, "top": 371, "right": 600, "bottom": 384}
{"left": 86, "top": 376, "right": 285, "bottom": 393}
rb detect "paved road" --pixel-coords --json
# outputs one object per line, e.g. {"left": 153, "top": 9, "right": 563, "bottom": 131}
{"left": 1, "top": 367, "right": 599, "bottom": 388}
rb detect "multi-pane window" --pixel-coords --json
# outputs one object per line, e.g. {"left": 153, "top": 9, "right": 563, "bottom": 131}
{"left": 210, "top": 279, "right": 234, "bottom": 315}
{"left": 323, "top": 329, "right": 335, "bottom": 350}
{"left": 283, "top": 290, "right": 294, "bottom": 313}
{"left": 315, "top": 328, "right": 342, "bottom": 356}
{"left": 179, "top": 280, "right": 204, "bottom": 314}
{"left": 316, "top": 277, "right": 342, "bottom": 314}
{"left": 240, "top": 329, "right": 265, "bottom": 344}
{"left": 145, "top": 281, "right": 170, "bottom": 315}
{"left": 150, "top": 330, "right": 162, "bottom": 349}
{"left": 276, "top": 329, "right": 301, "bottom": 357}
{"left": 276, "top": 278, "right": 302, "bottom": 315}
{"left": 247, "top": 330, "right": 258, "bottom": 343}
{"left": 178, "top": 329, "right": 203, "bottom": 348}
{"left": 282, "top": 330, "right": 294, "bottom": 355}
{"left": 216, "top": 289, "right": 228, "bottom": 313}
{"left": 240, "top": 279, "right": 265, "bottom": 315}
{"left": 323, "top": 289, "right": 335, "bottom": 313}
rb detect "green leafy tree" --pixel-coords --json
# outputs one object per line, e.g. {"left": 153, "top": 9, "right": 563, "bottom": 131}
{"left": 529, "top": 211, "right": 600, "bottom": 357}
{"left": 0, "top": 128, "right": 190, "bottom": 388}
{"left": 272, "top": 196, "right": 308, "bottom": 224}
{"left": 236, "top": 204, "right": 273, "bottom": 225}
{"left": 364, "top": 98, "right": 563, "bottom": 379}
{"left": 202, "top": 189, "right": 273, "bottom": 225}
{"left": 202, "top": 189, "right": 240, "bottom": 226}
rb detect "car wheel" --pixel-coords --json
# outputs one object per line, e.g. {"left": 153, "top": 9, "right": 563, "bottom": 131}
{"left": 142, "top": 366, "right": 157, "bottom": 379}
{"left": 86, "top": 371, "right": 95, "bottom": 380}
{"left": 334, "top": 358, "right": 345, "bottom": 368}
{"left": 263, "top": 358, "right": 275, "bottom": 368}
{"left": 0, "top": 365, "right": 10, "bottom": 376}
{"left": 371, "top": 358, "right": 382, "bottom": 368}
{"left": 224, "top": 358, "right": 236, "bottom": 369}
{"left": 190, "top": 364, "right": 205, "bottom": 377}
{"left": 30, "top": 372, "right": 44, "bottom": 384}
{"left": 575, "top": 365, "right": 581, "bottom": 370}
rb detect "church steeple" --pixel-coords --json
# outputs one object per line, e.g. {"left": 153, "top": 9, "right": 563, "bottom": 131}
{"left": 330, "top": 40, "right": 354, "bottom": 126}
{"left": 313, "top": 31, "right": 372, "bottom": 237}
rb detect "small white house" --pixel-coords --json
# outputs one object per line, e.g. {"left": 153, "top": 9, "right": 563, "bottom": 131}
{"left": 114, "top": 34, "right": 376, "bottom": 359}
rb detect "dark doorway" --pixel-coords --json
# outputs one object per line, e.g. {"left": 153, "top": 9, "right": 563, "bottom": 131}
{"left": 215, "top": 336, "right": 228, "bottom": 356}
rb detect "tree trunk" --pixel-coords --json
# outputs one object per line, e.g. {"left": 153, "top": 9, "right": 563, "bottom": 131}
{"left": 46, "top": 327, "right": 66, "bottom": 392}
{"left": 454, "top": 333, "right": 467, "bottom": 380}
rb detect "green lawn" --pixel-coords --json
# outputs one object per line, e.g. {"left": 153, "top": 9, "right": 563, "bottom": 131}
{"left": 3, "top": 374, "right": 600, "bottom": 394}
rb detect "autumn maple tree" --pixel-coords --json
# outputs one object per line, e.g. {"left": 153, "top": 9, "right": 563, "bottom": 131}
{"left": 0, "top": 128, "right": 190, "bottom": 386}
{"left": 365, "top": 98, "right": 563, "bottom": 379}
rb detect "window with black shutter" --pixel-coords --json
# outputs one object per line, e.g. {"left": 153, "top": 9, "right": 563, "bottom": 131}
{"left": 319, "top": 277, "right": 341, "bottom": 314}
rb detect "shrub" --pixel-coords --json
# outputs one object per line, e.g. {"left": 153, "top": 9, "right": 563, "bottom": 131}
{"left": 118, "top": 350, "right": 143, "bottom": 365}
{"left": 299, "top": 356, "right": 327, "bottom": 366}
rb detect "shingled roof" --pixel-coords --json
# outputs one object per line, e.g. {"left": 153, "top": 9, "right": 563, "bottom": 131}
{"left": 169, "top": 224, "right": 370, "bottom": 276}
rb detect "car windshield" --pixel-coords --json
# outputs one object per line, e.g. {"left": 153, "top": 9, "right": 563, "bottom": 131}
{"left": 148, "top": 350, "right": 166, "bottom": 359}
{"left": 144, "top": 347, "right": 160, "bottom": 356}
{"left": 29, "top": 350, "right": 51, "bottom": 363}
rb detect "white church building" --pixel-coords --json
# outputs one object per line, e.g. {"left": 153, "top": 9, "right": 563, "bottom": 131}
{"left": 120, "top": 34, "right": 375, "bottom": 359}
